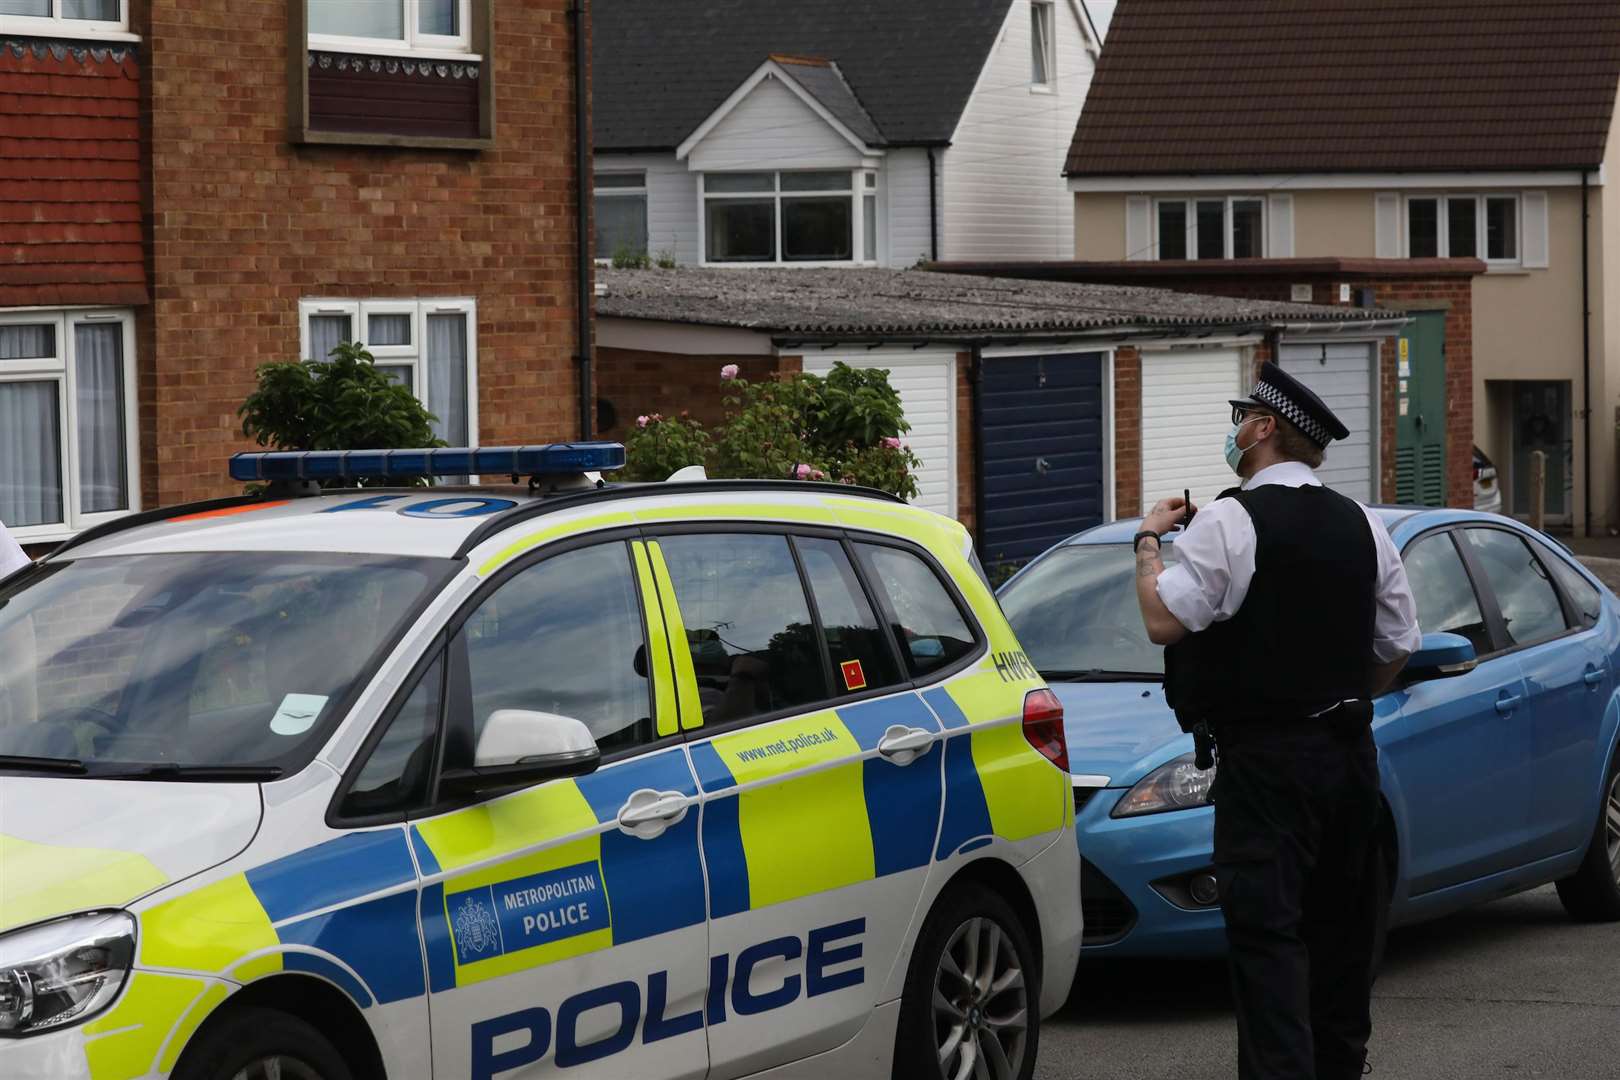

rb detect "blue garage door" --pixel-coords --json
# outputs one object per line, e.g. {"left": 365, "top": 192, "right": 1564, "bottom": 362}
{"left": 979, "top": 352, "right": 1106, "bottom": 570}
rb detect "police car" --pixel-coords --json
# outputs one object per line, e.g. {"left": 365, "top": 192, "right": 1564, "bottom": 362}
{"left": 0, "top": 445, "right": 1080, "bottom": 1080}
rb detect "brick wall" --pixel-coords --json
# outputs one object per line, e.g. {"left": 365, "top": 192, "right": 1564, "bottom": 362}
{"left": 0, "top": 37, "right": 146, "bottom": 308}
{"left": 956, "top": 352, "right": 975, "bottom": 533}
{"left": 595, "top": 349, "right": 787, "bottom": 440}
{"left": 1113, "top": 347, "right": 1142, "bottom": 518}
{"left": 135, "top": 0, "right": 586, "bottom": 507}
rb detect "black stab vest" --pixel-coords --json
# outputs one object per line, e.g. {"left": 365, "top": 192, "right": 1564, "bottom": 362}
{"left": 1164, "top": 483, "right": 1378, "bottom": 728}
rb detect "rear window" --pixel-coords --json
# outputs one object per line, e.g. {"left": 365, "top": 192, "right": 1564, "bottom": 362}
{"left": 855, "top": 543, "right": 978, "bottom": 678}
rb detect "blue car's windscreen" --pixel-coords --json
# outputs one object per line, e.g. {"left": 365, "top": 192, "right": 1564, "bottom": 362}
{"left": 998, "top": 544, "right": 1175, "bottom": 679}
{"left": 0, "top": 552, "right": 450, "bottom": 776}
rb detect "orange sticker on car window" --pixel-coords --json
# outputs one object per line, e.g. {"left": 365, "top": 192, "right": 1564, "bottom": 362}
{"left": 840, "top": 659, "right": 867, "bottom": 692}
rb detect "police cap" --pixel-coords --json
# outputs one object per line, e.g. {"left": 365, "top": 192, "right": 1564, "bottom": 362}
{"left": 1229, "top": 361, "right": 1350, "bottom": 449}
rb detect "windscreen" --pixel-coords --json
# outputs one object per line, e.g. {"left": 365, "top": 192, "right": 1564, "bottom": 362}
{"left": 0, "top": 553, "right": 449, "bottom": 774}
{"left": 997, "top": 544, "right": 1173, "bottom": 678}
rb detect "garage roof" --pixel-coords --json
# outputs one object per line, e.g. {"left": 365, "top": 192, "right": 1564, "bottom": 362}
{"left": 1067, "top": 0, "right": 1620, "bottom": 176}
{"left": 597, "top": 268, "right": 1399, "bottom": 338}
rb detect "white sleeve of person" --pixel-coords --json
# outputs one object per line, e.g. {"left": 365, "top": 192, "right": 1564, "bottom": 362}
{"left": 1364, "top": 506, "right": 1422, "bottom": 663}
{"left": 0, "top": 523, "right": 28, "bottom": 578}
{"left": 1154, "top": 499, "right": 1258, "bottom": 634}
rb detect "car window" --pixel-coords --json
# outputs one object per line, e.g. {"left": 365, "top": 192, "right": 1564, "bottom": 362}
{"left": 795, "top": 536, "right": 903, "bottom": 694}
{"left": 340, "top": 653, "right": 443, "bottom": 819}
{"left": 855, "top": 543, "right": 977, "bottom": 678}
{"left": 1402, "top": 532, "right": 1492, "bottom": 658}
{"left": 460, "top": 542, "right": 655, "bottom": 758}
{"left": 658, "top": 533, "right": 828, "bottom": 725}
{"left": 1464, "top": 528, "right": 1567, "bottom": 649}
{"left": 998, "top": 544, "right": 1172, "bottom": 677}
{"left": 1532, "top": 538, "right": 1602, "bottom": 630}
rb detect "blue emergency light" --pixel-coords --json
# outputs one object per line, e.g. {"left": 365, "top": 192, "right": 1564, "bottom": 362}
{"left": 228, "top": 443, "right": 627, "bottom": 483}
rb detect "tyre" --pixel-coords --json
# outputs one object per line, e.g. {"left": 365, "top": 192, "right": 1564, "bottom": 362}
{"left": 894, "top": 880, "right": 1040, "bottom": 1080}
{"left": 1555, "top": 751, "right": 1620, "bottom": 923}
{"left": 173, "top": 1006, "right": 353, "bottom": 1080}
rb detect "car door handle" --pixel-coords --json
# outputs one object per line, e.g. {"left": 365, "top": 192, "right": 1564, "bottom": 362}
{"left": 1495, "top": 691, "right": 1523, "bottom": 714}
{"left": 1584, "top": 666, "right": 1607, "bottom": 688}
{"left": 616, "top": 789, "right": 690, "bottom": 839}
{"left": 877, "top": 724, "right": 935, "bottom": 766}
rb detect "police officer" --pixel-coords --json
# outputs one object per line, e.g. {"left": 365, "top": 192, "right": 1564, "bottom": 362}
{"left": 1132, "top": 362, "right": 1421, "bottom": 1080}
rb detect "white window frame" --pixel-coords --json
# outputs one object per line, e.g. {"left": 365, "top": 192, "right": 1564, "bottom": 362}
{"left": 1152, "top": 196, "right": 1268, "bottom": 260}
{"left": 0, "top": 1, "right": 131, "bottom": 39}
{"left": 594, "top": 171, "right": 650, "bottom": 265}
{"left": 1402, "top": 193, "right": 1522, "bottom": 266}
{"left": 298, "top": 298, "right": 480, "bottom": 447}
{"left": 1031, "top": 0, "right": 1056, "bottom": 91}
{"left": 698, "top": 169, "right": 879, "bottom": 268}
{"left": 308, "top": 0, "right": 475, "bottom": 61}
{"left": 0, "top": 308, "right": 140, "bottom": 544}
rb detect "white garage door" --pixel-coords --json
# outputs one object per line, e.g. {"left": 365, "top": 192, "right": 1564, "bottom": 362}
{"left": 1278, "top": 342, "right": 1376, "bottom": 504}
{"left": 1141, "top": 348, "right": 1244, "bottom": 513}
{"left": 802, "top": 351, "right": 957, "bottom": 517}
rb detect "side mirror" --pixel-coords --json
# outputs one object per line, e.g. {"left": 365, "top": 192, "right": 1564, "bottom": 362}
{"left": 1404, "top": 632, "right": 1478, "bottom": 683}
{"left": 440, "top": 709, "right": 600, "bottom": 796}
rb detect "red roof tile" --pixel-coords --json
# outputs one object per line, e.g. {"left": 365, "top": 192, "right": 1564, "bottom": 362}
{"left": 1067, "top": 0, "right": 1620, "bottom": 176}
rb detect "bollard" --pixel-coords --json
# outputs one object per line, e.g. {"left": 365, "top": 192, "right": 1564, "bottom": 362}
{"left": 1529, "top": 450, "right": 1546, "bottom": 531}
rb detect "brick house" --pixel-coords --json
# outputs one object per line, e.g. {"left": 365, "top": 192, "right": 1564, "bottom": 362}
{"left": 1, "top": 0, "right": 592, "bottom": 549}
{"left": 1064, "top": 0, "right": 1620, "bottom": 533}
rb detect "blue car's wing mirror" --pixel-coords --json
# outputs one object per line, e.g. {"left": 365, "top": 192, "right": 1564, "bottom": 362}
{"left": 1405, "top": 632, "right": 1478, "bottom": 682}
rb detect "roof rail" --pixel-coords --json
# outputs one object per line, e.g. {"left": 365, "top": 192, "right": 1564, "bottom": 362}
{"left": 452, "top": 478, "right": 905, "bottom": 559}
{"left": 42, "top": 494, "right": 272, "bottom": 562}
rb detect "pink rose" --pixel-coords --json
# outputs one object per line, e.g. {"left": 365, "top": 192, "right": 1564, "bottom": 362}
{"left": 720, "top": 364, "right": 740, "bottom": 381}
{"left": 882, "top": 436, "right": 903, "bottom": 449}
{"left": 636, "top": 415, "right": 650, "bottom": 428}
{"left": 810, "top": 468, "right": 827, "bottom": 481}
{"left": 794, "top": 463, "right": 812, "bottom": 480}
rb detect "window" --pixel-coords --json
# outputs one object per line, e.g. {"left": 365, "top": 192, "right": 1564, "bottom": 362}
{"left": 702, "top": 171, "right": 876, "bottom": 265}
{"left": 1406, "top": 195, "right": 1519, "bottom": 263}
{"left": 658, "top": 533, "right": 827, "bottom": 725}
{"left": 0, "top": 0, "right": 126, "bottom": 36}
{"left": 1031, "top": 0, "right": 1055, "bottom": 88}
{"left": 856, "top": 544, "right": 977, "bottom": 678}
{"left": 0, "top": 311, "right": 137, "bottom": 542}
{"left": 1465, "top": 528, "right": 1568, "bottom": 648}
{"left": 1532, "top": 539, "right": 1602, "bottom": 630}
{"left": 1000, "top": 544, "right": 1177, "bottom": 677}
{"left": 596, "top": 172, "right": 649, "bottom": 261}
{"left": 299, "top": 299, "right": 476, "bottom": 447}
{"left": 797, "top": 537, "right": 903, "bottom": 694}
{"left": 1154, "top": 197, "right": 1266, "bottom": 261}
{"left": 307, "top": 0, "right": 472, "bottom": 55}
{"left": 460, "top": 543, "right": 658, "bottom": 758}
{"left": 339, "top": 653, "right": 444, "bottom": 818}
{"left": 1403, "top": 532, "right": 1491, "bottom": 659}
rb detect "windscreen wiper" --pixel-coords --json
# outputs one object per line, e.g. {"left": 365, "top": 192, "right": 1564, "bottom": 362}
{"left": 1038, "top": 669, "right": 1164, "bottom": 683}
{"left": 98, "top": 763, "right": 285, "bottom": 782}
{"left": 0, "top": 754, "right": 89, "bottom": 775}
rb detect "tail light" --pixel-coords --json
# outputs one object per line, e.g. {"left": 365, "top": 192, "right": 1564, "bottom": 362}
{"left": 1022, "top": 688, "right": 1068, "bottom": 772}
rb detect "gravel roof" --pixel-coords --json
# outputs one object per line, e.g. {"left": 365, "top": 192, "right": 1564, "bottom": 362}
{"left": 597, "top": 268, "right": 1400, "bottom": 338}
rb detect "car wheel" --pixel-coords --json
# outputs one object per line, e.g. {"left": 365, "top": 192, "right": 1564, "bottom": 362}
{"left": 1555, "top": 751, "right": 1620, "bottom": 923}
{"left": 173, "top": 1006, "right": 353, "bottom": 1080}
{"left": 894, "top": 881, "right": 1039, "bottom": 1080}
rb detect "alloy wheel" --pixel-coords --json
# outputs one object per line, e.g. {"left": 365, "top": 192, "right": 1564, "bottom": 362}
{"left": 1607, "top": 772, "right": 1620, "bottom": 883}
{"left": 933, "top": 916, "right": 1028, "bottom": 1080}
{"left": 230, "top": 1057, "right": 324, "bottom": 1080}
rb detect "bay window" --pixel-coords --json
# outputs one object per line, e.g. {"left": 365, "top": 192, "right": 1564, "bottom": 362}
{"left": 300, "top": 299, "right": 477, "bottom": 448}
{"left": 0, "top": 0, "right": 126, "bottom": 36}
{"left": 1155, "top": 197, "right": 1266, "bottom": 260}
{"left": 702, "top": 171, "right": 878, "bottom": 265}
{"left": 307, "top": 0, "right": 472, "bottom": 55}
{"left": 1406, "top": 194, "right": 1519, "bottom": 263}
{"left": 0, "top": 311, "right": 138, "bottom": 541}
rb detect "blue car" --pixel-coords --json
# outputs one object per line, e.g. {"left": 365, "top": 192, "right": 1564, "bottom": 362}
{"left": 997, "top": 507, "right": 1620, "bottom": 958}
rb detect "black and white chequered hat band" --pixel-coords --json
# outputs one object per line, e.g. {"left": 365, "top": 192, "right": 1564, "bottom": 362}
{"left": 1253, "top": 380, "right": 1332, "bottom": 448}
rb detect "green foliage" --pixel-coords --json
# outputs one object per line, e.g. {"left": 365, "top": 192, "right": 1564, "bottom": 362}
{"left": 622, "top": 411, "right": 713, "bottom": 482}
{"left": 654, "top": 249, "right": 678, "bottom": 270}
{"left": 238, "top": 341, "right": 443, "bottom": 485}
{"left": 611, "top": 245, "right": 652, "bottom": 269}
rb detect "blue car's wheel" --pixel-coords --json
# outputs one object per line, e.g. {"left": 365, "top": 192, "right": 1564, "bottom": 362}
{"left": 1555, "top": 752, "right": 1620, "bottom": 923}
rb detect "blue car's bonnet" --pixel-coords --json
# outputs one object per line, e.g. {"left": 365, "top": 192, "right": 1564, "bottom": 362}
{"left": 1050, "top": 680, "right": 1189, "bottom": 787}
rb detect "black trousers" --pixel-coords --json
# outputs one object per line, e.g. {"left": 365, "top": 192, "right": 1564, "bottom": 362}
{"left": 1212, "top": 718, "right": 1382, "bottom": 1080}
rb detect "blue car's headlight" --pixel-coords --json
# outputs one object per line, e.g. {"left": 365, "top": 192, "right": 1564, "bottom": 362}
{"left": 0, "top": 912, "right": 134, "bottom": 1037}
{"left": 1112, "top": 753, "right": 1216, "bottom": 818}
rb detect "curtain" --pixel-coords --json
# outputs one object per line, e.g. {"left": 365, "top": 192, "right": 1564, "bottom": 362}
{"left": 62, "top": 0, "right": 119, "bottom": 18}
{"left": 377, "top": 365, "right": 414, "bottom": 392}
{"left": 420, "top": 0, "right": 457, "bottom": 36}
{"left": 308, "top": 0, "right": 403, "bottom": 39}
{"left": 367, "top": 313, "right": 411, "bottom": 347}
{"left": 75, "top": 323, "right": 128, "bottom": 515}
{"left": 427, "top": 314, "right": 469, "bottom": 446}
{"left": 0, "top": 323, "right": 52, "bottom": 361}
{"left": 0, "top": 1, "right": 50, "bottom": 16}
{"left": 307, "top": 314, "right": 351, "bottom": 362}
{"left": 0, "top": 382, "right": 63, "bottom": 529}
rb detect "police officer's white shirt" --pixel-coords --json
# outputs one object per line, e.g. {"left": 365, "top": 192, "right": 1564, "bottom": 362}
{"left": 0, "top": 521, "right": 28, "bottom": 579}
{"left": 1155, "top": 461, "right": 1422, "bottom": 664}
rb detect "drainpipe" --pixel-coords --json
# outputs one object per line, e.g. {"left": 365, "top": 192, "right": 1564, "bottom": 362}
{"left": 970, "top": 344, "right": 986, "bottom": 554}
{"left": 571, "top": 0, "right": 594, "bottom": 439}
{"left": 927, "top": 148, "right": 940, "bottom": 261}
{"left": 1582, "top": 170, "right": 1593, "bottom": 535}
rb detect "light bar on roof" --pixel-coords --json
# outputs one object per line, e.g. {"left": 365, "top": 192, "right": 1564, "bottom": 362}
{"left": 228, "top": 443, "right": 627, "bottom": 483}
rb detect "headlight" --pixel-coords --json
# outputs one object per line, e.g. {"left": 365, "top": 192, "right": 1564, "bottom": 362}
{"left": 1112, "top": 753, "right": 1215, "bottom": 818}
{"left": 0, "top": 912, "right": 134, "bottom": 1037}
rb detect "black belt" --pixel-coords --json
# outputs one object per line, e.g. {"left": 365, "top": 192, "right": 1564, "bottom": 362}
{"left": 1215, "top": 700, "right": 1373, "bottom": 745}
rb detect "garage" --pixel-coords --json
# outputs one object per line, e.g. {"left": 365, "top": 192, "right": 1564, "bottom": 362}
{"left": 1140, "top": 347, "right": 1245, "bottom": 511}
{"left": 1278, "top": 341, "right": 1378, "bottom": 504}
{"left": 802, "top": 351, "right": 957, "bottom": 518}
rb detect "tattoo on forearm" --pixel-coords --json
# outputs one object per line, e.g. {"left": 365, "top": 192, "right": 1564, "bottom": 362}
{"left": 1136, "top": 544, "right": 1162, "bottom": 579}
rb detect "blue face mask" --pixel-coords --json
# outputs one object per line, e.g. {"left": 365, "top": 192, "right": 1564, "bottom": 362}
{"left": 1224, "top": 417, "right": 1264, "bottom": 474}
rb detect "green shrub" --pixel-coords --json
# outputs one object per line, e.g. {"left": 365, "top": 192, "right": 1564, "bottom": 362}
{"left": 622, "top": 411, "right": 713, "bottom": 482}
